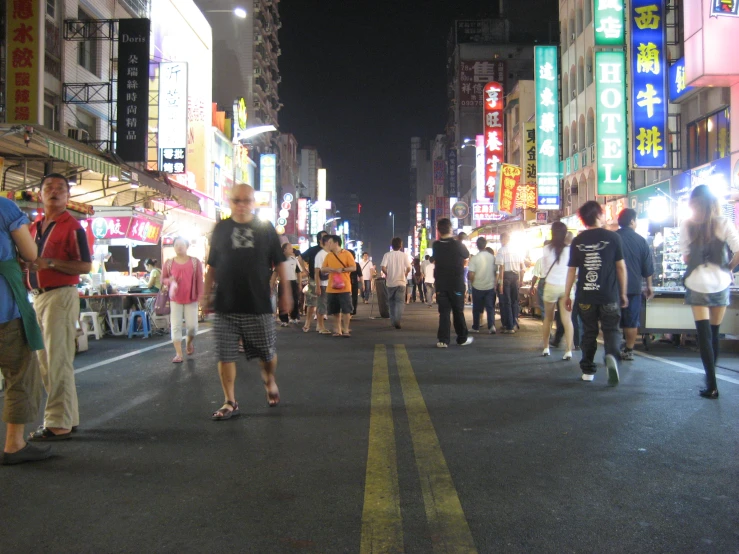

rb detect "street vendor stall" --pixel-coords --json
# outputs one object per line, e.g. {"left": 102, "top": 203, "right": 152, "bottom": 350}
{"left": 3, "top": 190, "right": 94, "bottom": 220}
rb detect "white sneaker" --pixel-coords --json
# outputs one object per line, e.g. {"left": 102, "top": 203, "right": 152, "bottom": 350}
{"left": 436, "top": 342, "right": 448, "bottom": 348}
{"left": 542, "top": 347, "right": 550, "bottom": 356}
{"left": 459, "top": 337, "right": 474, "bottom": 346}
{"left": 562, "top": 351, "right": 573, "bottom": 360}
{"left": 605, "top": 354, "right": 620, "bottom": 386}
{"left": 470, "top": 328, "right": 480, "bottom": 333}
{"left": 581, "top": 373, "right": 595, "bottom": 381}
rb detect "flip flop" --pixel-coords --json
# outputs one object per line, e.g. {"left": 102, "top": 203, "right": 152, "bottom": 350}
{"left": 211, "top": 401, "right": 240, "bottom": 421}
{"left": 267, "top": 390, "right": 280, "bottom": 407}
{"left": 186, "top": 343, "right": 194, "bottom": 355}
{"left": 317, "top": 329, "right": 331, "bottom": 335}
{"left": 342, "top": 333, "right": 351, "bottom": 338}
{"left": 28, "top": 427, "right": 72, "bottom": 442}
{"left": 172, "top": 355, "right": 183, "bottom": 363}
{"left": 302, "top": 326, "right": 310, "bottom": 333}
{"left": 332, "top": 333, "right": 343, "bottom": 337}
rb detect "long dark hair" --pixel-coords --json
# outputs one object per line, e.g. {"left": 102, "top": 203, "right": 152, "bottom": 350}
{"left": 687, "top": 184, "right": 721, "bottom": 245}
{"left": 550, "top": 221, "right": 567, "bottom": 263}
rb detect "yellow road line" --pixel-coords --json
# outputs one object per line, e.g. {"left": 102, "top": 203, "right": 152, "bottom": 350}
{"left": 395, "top": 345, "right": 478, "bottom": 554}
{"left": 360, "top": 345, "right": 404, "bottom": 553}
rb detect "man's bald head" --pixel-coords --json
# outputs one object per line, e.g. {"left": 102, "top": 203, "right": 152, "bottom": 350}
{"left": 229, "top": 183, "right": 255, "bottom": 222}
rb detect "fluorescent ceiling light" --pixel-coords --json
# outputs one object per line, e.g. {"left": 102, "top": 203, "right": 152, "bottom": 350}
{"left": 233, "top": 7, "right": 247, "bottom": 18}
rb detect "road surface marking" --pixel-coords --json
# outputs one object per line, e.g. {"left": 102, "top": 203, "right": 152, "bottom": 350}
{"left": 395, "top": 345, "right": 477, "bottom": 554}
{"left": 634, "top": 349, "right": 739, "bottom": 385}
{"left": 74, "top": 328, "right": 212, "bottom": 375}
{"left": 360, "top": 345, "right": 403, "bottom": 554}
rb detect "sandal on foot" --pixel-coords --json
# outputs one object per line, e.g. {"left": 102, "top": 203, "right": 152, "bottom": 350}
{"left": 302, "top": 326, "right": 310, "bottom": 333}
{"left": 172, "top": 355, "right": 183, "bottom": 363}
{"left": 28, "top": 427, "right": 72, "bottom": 442}
{"left": 317, "top": 329, "right": 331, "bottom": 335}
{"left": 211, "top": 401, "right": 240, "bottom": 421}
{"left": 267, "top": 391, "right": 280, "bottom": 407}
{"left": 186, "top": 343, "right": 195, "bottom": 355}
{"left": 342, "top": 333, "right": 351, "bottom": 338}
{"left": 332, "top": 332, "right": 343, "bottom": 337}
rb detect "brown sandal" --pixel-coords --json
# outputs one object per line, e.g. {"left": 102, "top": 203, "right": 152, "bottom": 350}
{"left": 211, "top": 400, "right": 240, "bottom": 421}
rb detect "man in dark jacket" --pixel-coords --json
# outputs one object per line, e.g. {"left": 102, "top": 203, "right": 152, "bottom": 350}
{"left": 433, "top": 218, "right": 473, "bottom": 348}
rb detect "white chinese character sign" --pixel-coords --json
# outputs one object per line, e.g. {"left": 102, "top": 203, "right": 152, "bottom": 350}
{"left": 595, "top": 51, "right": 628, "bottom": 195}
{"left": 534, "top": 46, "right": 560, "bottom": 210}
{"left": 630, "top": 0, "right": 667, "bottom": 168}
{"left": 459, "top": 60, "right": 506, "bottom": 108}
{"left": 482, "top": 82, "right": 504, "bottom": 201}
{"left": 594, "top": 0, "right": 625, "bottom": 46}
{"left": 116, "top": 19, "right": 150, "bottom": 162}
{"left": 158, "top": 62, "right": 188, "bottom": 174}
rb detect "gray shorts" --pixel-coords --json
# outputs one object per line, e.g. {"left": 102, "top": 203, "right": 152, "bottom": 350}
{"left": 215, "top": 313, "right": 276, "bottom": 363}
{"left": 317, "top": 285, "right": 328, "bottom": 315}
{"left": 327, "top": 292, "right": 353, "bottom": 315}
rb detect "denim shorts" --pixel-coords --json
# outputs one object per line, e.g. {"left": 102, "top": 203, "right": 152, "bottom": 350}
{"left": 684, "top": 287, "right": 730, "bottom": 307}
{"left": 620, "top": 294, "right": 642, "bottom": 328}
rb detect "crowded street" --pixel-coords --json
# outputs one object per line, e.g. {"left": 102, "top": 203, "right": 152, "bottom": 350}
{"left": 1, "top": 302, "right": 737, "bottom": 553}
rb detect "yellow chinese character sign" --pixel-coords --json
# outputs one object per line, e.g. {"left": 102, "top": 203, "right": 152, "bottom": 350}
{"left": 495, "top": 164, "right": 522, "bottom": 215}
{"left": 6, "top": 0, "right": 44, "bottom": 124}
{"left": 630, "top": 0, "right": 667, "bottom": 168}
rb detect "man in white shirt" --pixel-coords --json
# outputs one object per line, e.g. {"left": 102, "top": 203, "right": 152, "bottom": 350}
{"left": 496, "top": 232, "right": 526, "bottom": 333}
{"left": 381, "top": 237, "right": 411, "bottom": 329}
{"left": 468, "top": 237, "right": 497, "bottom": 333}
{"left": 423, "top": 257, "right": 436, "bottom": 307}
{"left": 313, "top": 235, "right": 331, "bottom": 334}
{"left": 359, "top": 252, "right": 374, "bottom": 304}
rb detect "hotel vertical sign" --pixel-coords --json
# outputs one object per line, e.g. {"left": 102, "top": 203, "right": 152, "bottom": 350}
{"left": 594, "top": 0, "right": 625, "bottom": 46}
{"left": 482, "top": 82, "right": 504, "bottom": 200}
{"left": 116, "top": 19, "right": 150, "bottom": 162}
{"left": 630, "top": 0, "right": 667, "bottom": 168}
{"left": 595, "top": 51, "right": 628, "bottom": 195}
{"left": 6, "top": 0, "right": 45, "bottom": 125}
{"left": 534, "top": 46, "right": 560, "bottom": 209}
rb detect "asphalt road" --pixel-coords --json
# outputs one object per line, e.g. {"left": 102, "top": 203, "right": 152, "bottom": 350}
{"left": 1, "top": 300, "right": 737, "bottom": 553}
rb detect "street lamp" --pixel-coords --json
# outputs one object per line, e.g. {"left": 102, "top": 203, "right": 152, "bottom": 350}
{"left": 388, "top": 211, "right": 395, "bottom": 238}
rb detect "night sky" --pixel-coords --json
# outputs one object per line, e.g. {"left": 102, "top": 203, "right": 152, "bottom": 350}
{"left": 278, "top": 1, "right": 556, "bottom": 259}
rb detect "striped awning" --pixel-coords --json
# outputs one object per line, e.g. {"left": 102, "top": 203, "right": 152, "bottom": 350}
{"left": 46, "top": 139, "right": 121, "bottom": 178}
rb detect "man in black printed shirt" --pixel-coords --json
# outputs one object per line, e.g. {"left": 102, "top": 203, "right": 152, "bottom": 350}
{"left": 565, "top": 201, "right": 628, "bottom": 385}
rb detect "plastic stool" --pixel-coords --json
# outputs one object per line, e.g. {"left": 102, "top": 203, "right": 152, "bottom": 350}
{"left": 79, "top": 312, "right": 103, "bottom": 340}
{"left": 107, "top": 312, "right": 128, "bottom": 336}
{"left": 127, "top": 310, "right": 150, "bottom": 339}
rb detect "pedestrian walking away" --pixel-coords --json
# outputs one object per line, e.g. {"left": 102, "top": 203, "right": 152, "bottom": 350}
{"left": 162, "top": 238, "right": 204, "bottom": 363}
{"left": 203, "top": 184, "right": 293, "bottom": 420}
{"left": 381, "top": 237, "right": 411, "bottom": 329}
{"left": 679, "top": 185, "right": 739, "bottom": 399}
{"left": 348, "top": 249, "right": 361, "bottom": 316}
{"left": 313, "top": 235, "right": 332, "bottom": 334}
{"left": 565, "top": 201, "right": 628, "bottom": 385}
{"left": 300, "top": 230, "right": 328, "bottom": 333}
{"left": 496, "top": 232, "right": 526, "bottom": 333}
{"left": 321, "top": 236, "right": 355, "bottom": 336}
{"left": 468, "top": 236, "right": 497, "bottom": 334}
{"left": 26, "top": 174, "right": 92, "bottom": 441}
{"left": 433, "top": 218, "right": 473, "bottom": 348}
{"left": 423, "top": 257, "right": 436, "bottom": 306}
{"left": 0, "top": 196, "right": 50, "bottom": 464}
{"left": 278, "top": 242, "right": 302, "bottom": 326}
{"left": 538, "top": 222, "right": 574, "bottom": 360}
{"left": 616, "top": 208, "right": 654, "bottom": 361}
{"left": 359, "top": 252, "right": 374, "bottom": 304}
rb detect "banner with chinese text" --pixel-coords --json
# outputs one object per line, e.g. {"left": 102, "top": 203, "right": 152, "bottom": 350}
{"left": 595, "top": 51, "right": 628, "bottom": 195}
{"left": 594, "top": 0, "right": 625, "bottom": 45}
{"left": 483, "top": 82, "right": 504, "bottom": 200}
{"left": 6, "top": 0, "right": 45, "bottom": 125}
{"left": 459, "top": 60, "right": 506, "bottom": 108}
{"left": 534, "top": 46, "right": 560, "bottom": 209}
{"left": 496, "top": 164, "right": 521, "bottom": 215}
{"left": 524, "top": 123, "right": 537, "bottom": 184}
{"left": 668, "top": 57, "right": 694, "bottom": 102}
{"left": 158, "top": 62, "right": 187, "bottom": 173}
{"left": 630, "top": 0, "right": 668, "bottom": 168}
{"left": 116, "top": 19, "right": 150, "bottom": 162}
{"left": 447, "top": 148, "right": 458, "bottom": 196}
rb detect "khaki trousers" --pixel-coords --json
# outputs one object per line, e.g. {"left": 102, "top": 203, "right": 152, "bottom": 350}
{"left": 34, "top": 286, "right": 80, "bottom": 429}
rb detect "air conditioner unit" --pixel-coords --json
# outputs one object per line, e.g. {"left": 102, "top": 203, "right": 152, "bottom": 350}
{"left": 67, "top": 128, "right": 90, "bottom": 141}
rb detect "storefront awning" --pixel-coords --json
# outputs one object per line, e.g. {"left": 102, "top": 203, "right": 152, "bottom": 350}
{"left": 127, "top": 170, "right": 201, "bottom": 213}
{"left": 46, "top": 139, "right": 120, "bottom": 178}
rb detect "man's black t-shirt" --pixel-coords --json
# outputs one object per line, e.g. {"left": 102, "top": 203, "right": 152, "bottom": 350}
{"left": 568, "top": 227, "right": 624, "bottom": 305}
{"left": 207, "top": 218, "right": 286, "bottom": 314}
{"left": 432, "top": 238, "right": 469, "bottom": 292}
{"left": 302, "top": 244, "right": 322, "bottom": 281}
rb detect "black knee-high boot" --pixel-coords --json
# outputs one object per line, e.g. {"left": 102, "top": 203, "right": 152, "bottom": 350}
{"left": 695, "top": 320, "right": 717, "bottom": 391}
{"left": 711, "top": 324, "right": 720, "bottom": 365}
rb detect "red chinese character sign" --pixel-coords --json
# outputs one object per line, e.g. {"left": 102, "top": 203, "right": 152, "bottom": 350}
{"left": 483, "top": 82, "right": 504, "bottom": 201}
{"left": 6, "top": 0, "right": 44, "bottom": 124}
{"left": 495, "top": 164, "right": 522, "bottom": 215}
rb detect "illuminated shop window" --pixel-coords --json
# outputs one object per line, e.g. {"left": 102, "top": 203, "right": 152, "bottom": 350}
{"left": 687, "top": 108, "right": 730, "bottom": 168}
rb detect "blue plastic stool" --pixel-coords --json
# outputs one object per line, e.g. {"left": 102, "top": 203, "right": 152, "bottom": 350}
{"left": 127, "top": 310, "right": 150, "bottom": 339}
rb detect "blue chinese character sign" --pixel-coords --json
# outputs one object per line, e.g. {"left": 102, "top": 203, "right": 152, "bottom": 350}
{"left": 668, "top": 58, "right": 695, "bottom": 102}
{"left": 534, "top": 46, "right": 560, "bottom": 210}
{"left": 595, "top": 51, "right": 628, "bottom": 195}
{"left": 630, "top": 0, "right": 668, "bottom": 169}
{"left": 594, "top": 0, "right": 625, "bottom": 46}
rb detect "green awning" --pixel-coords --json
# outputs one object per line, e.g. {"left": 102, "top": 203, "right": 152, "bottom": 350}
{"left": 47, "top": 139, "right": 121, "bottom": 178}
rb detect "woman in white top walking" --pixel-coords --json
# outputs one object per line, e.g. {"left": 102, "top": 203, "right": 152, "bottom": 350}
{"left": 537, "top": 221, "right": 574, "bottom": 359}
{"left": 680, "top": 185, "right": 739, "bottom": 399}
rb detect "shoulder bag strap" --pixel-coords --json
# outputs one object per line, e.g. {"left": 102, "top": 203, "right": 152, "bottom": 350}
{"left": 332, "top": 252, "right": 347, "bottom": 267}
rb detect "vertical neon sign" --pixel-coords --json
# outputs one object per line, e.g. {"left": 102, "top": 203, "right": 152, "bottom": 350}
{"left": 483, "top": 82, "right": 504, "bottom": 201}
{"left": 534, "top": 46, "right": 560, "bottom": 209}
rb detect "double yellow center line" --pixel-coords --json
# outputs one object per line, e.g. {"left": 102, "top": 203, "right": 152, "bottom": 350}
{"left": 361, "top": 345, "right": 477, "bottom": 553}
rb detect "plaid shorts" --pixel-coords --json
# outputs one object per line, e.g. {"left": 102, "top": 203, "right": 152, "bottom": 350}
{"left": 215, "top": 313, "right": 277, "bottom": 363}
